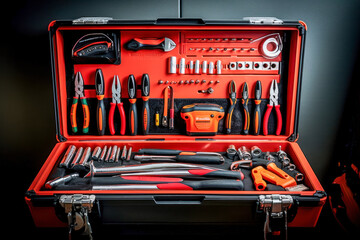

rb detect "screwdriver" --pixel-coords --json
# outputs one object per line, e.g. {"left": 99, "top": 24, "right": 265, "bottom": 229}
{"left": 253, "top": 81, "right": 262, "bottom": 135}
{"left": 225, "top": 80, "right": 236, "bottom": 134}
{"left": 128, "top": 74, "right": 137, "bottom": 135}
{"left": 95, "top": 69, "right": 106, "bottom": 135}
{"left": 141, "top": 74, "right": 150, "bottom": 135}
{"left": 241, "top": 82, "right": 250, "bottom": 135}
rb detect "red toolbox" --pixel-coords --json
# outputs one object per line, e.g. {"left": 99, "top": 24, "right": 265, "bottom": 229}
{"left": 25, "top": 17, "right": 326, "bottom": 239}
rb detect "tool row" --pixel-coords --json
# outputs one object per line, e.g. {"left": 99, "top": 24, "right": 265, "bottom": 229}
{"left": 226, "top": 79, "right": 282, "bottom": 135}
{"left": 48, "top": 145, "right": 307, "bottom": 192}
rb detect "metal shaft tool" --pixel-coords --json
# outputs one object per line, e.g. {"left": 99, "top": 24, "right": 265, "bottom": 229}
{"left": 95, "top": 69, "right": 106, "bottom": 135}
{"left": 134, "top": 154, "right": 224, "bottom": 164}
{"left": 125, "top": 37, "right": 176, "bottom": 52}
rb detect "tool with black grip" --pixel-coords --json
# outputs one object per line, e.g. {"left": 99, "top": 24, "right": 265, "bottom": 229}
{"left": 225, "top": 80, "right": 237, "bottom": 134}
{"left": 125, "top": 37, "right": 176, "bottom": 52}
{"left": 121, "top": 169, "right": 244, "bottom": 180}
{"left": 253, "top": 80, "right": 262, "bottom": 135}
{"left": 109, "top": 75, "right": 126, "bottom": 135}
{"left": 241, "top": 82, "right": 250, "bottom": 135}
{"left": 128, "top": 74, "right": 137, "bottom": 135}
{"left": 141, "top": 74, "right": 150, "bottom": 135}
{"left": 92, "top": 179, "right": 244, "bottom": 190}
{"left": 70, "top": 72, "right": 90, "bottom": 133}
{"left": 134, "top": 154, "right": 224, "bottom": 164}
{"left": 95, "top": 69, "right": 106, "bottom": 135}
{"left": 138, "top": 148, "right": 224, "bottom": 159}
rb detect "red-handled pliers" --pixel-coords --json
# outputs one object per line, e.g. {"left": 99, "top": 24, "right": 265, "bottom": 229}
{"left": 263, "top": 79, "right": 282, "bottom": 135}
{"left": 109, "top": 75, "right": 126, "bottom": 135}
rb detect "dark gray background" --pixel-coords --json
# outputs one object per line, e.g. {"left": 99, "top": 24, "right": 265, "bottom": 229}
{"left": 2, "top": 0, "right": 360, "bottom": 238}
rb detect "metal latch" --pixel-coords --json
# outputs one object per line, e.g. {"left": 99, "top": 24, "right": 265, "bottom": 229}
{"left": 73, "top": 17, "right": 113, "bottom": 25}
{"left": 258, "top": 194, "right": 293, "bottom": 240}
{"left": 243, "top": 17, "right": 283, "bottom": 25}
{"left": 59, "top": 194, "right": 96, "bottom": 240}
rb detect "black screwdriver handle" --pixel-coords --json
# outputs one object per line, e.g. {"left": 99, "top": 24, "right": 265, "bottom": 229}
{"left": 129, "top": 99, "right": 138, "bottom": 136}
{"left": 175, "top": 155, "right": 224, "bottom": 164}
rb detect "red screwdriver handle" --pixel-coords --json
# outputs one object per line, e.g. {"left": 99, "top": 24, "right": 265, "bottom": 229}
{"left": 118, "top": 103, "right": 126, "bottom": 135}
{"left": 275, "top": 105, "right": 282, "bottom": 135}
{"left": 109, "top": 102, "right": 116, "bottom": 135}
{"left": 262, "top": 104, "right": 273, "bottom": 136}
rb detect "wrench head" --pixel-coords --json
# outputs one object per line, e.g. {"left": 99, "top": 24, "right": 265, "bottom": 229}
{"left": 164, "top": 37, "right": 176, "bottom": 52}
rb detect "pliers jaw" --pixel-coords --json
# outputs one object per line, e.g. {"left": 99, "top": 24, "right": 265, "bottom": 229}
{"left": 111, "top": 75, "right": 121, "bottom": 103}
{"left": 242, "top": 82, "right": 249, "bottom": 99}
{"left": 228, "top": 80, "right": 236, "bottom": 100}
{"left": 269, "top": 79, "right": 279, "bottom": 106}
{"left": 74, "top": 72, "right": 84, "bottom": 98}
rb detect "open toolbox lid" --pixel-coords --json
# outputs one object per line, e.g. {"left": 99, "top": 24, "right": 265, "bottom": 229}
{"left": 48, "top": 17, "right": 307, "bottom": 142}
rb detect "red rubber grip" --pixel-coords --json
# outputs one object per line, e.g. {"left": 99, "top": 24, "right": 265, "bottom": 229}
{"left": 262, "top": 104, "right": 273, "bottom": 135}
{"left": 118, "top": 103, "right": 126, "bottom": 135}
{"left": 109, "top": 102, "right": 116, "bottom": 135}
{"left": 275, "top": 105, "right": 282, "bottom": 135}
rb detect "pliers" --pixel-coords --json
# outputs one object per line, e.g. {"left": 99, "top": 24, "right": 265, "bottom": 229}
{"left": 225, "top": 80, "right": 236, "bottom": 134}
{"left": 70, "top": 72, "right": 90, "bottom": 133}
{"left": 109, "top": 75, "right": 126, "bottom": 135}
{"left": 128, "top": 74, "right": 137, "bottom": 135}
{"left": 241, "top": 82, "right": 250, "bottom": 135}
{"left": 263, "top": 79, "right": 282, "bottom": 135}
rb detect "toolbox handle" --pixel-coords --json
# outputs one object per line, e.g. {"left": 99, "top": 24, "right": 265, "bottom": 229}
{"left": 155, "top": 18, "right": 205, "bottom": 25}
{"left": 153, "top": 195, "right": 205, "bottom": 205}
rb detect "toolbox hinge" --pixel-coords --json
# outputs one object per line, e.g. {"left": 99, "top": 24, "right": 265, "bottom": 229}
{"left": 258, "top": 194, "right": 293, "bottom": 240}
{"left": 243, "top": 17, "right": 283, "bottom": 25}
{"left": 59, "top": 194, "right": 96, "bottom": 240}
{"left": 73, "top": 17, "right": 113, "bottom": 25}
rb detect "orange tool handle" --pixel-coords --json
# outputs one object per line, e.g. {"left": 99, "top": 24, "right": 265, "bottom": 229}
{"left": 129, "top": 99, "right": 138, "bottom": 135}
{"left": 251, "top": 166, "right": 267, "bottom": 190}
{"left": 225, "top": 98, "right": 236, "bottom": 134}
{"left": 142, "top": 96, "right": 150, "bottom": 135}
{"left": 70, "top": 97, "right": 90, "bottom": 134}
{"left": 242, "top": 98, "right": 250, "bottom": 135}
{"left": 96, "top": 95, "right": 106, "bottom": 135}
{"left": 253, "top": 99, "right": 262, "bottom": 135}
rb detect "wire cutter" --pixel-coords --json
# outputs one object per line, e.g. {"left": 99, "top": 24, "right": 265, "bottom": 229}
{"left": 109, "top": 75, "right": 126, "bottom": 135}
{"left": 70, "top": 72, "right": 90, "bottom": 133}
{"left": 225, "top": 80, "right": 236, "bottom": 134}
{"left": 263, "top": 79, "right": 282, "bottom": 135}
{"left": 128, "top": 74, "right": 137, "bottom": 135}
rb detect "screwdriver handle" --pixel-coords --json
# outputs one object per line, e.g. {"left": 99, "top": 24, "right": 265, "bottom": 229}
{"left": 129, "top": 99, "right": 138, "bottom": 135}
{"left": 176, "top": 155, "right": 224, "bottom": 164}
{"left": 242, "top": 98, "right": 250, "bottom": 135}
{"left": 96, "top": 96, "right": 106, "bottom": 135}
{"left": 142, "top": 96, "right": 150, "bottom": 135}
{"left": 118, "top": 103, "right": 126, "bottom": 135}
{"left": 253, "top": 99, "right": 262, "bottom": 135}
{"left": 225, "top": 98, "right": 236, "bottom": 134}
{"left": 158, "top": 179, "right": 244, "bottom": 190}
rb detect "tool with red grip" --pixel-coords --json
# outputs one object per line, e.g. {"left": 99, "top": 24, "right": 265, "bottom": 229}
{"left": 70, "top": 72, "right": 90, "bottom": 134}
{"left": 109, "top": 75, "right": 126, "bottom": 135}
{"left": 128, "top": 74, "right": 137, "bottom": 135}
{"left": 95, "top": 69, "right": 106, "bottom": 135}
{"left": 263, "top": 79, "right": 282, "bottom": 135}
{"left": 125, "top": 37, "right": 176, "bottom": 52}
{"left": 141, "top": 74, "right": 150, "bottom": 134}
{"left": 92, "top": 179, "right": 244, "bottom": 190}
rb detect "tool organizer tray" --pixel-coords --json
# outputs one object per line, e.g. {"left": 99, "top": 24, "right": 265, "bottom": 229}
{"left": 26, "top": 17, "right": 326, "bottom": 239}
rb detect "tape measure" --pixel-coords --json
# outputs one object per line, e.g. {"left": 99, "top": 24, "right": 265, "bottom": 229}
{"left": 180, "top": 103, "right": 224, "bottom": 136}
